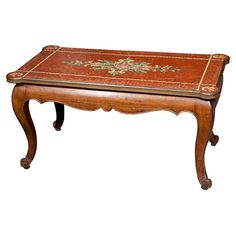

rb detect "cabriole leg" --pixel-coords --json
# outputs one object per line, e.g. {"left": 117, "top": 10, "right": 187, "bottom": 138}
{"left": 195, "top": 100, "right": 214, "bottom": 190}
{"left": 53, "top": 102, "right": 64, "bottom": 131}
{"left": 12, "top": 85, "right": 37, "bottom": 169}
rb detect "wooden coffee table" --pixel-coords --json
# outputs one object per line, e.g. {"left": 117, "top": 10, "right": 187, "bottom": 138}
{"left": 7, "top": 45, "right": 229, "bottom": 189}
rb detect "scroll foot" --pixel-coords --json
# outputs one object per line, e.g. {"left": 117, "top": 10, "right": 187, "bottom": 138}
{"left": 201, "top": 178, "right": 212, "bottom": 190}
{"left": 53, "top": 121, "right": 62, "bottom": 131}
{"left": 209, "top": 133, "right": 219, "bottom": 146}
{"left": 20, "top": 157, "right": 31, "bottom": 169}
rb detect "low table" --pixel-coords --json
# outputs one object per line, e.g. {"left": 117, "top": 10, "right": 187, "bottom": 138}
{"left": 7, "top": 45, "right": 229, "bottom": 189}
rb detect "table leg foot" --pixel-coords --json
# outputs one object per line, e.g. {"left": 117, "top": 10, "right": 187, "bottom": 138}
{"left": 53, "top": 121, "right": 61, "bottom": 131}
{"left": 201, "top": 178, "right": 212, "bottom": 190}
{"left": 20, "top": 157, "right": 31, "bottom": 169}
{"left": 53, "top": 102, "right": 64, "bottom": 131}
{"left": 209, "top": 132, "right": 219, "bottom": 146}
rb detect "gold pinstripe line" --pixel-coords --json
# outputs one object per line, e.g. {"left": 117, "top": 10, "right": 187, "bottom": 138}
{"left": 44, "top": 49, "right": 216, "bottom": 61}
{"left": 18, "top": 69, "right": 216, "bottom": 87}
{"left": 197, "top": 55, "right": 213, "bottom": 90}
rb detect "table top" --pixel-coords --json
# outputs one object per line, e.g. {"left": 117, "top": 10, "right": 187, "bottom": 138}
{"left": 7, "top": 45, "right": 229, "bottom": 99}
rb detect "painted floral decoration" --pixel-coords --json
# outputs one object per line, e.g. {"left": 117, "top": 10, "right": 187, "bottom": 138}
{"left": 64, "top": 57, "right": 180, "bottom": 76}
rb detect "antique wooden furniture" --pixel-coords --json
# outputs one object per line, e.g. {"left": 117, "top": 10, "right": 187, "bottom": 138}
{"left": 7, "top": 45, "right": 229, "bottom": 189}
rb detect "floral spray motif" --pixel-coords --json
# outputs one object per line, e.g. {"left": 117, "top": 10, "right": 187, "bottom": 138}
{"left": 64, "top": 57, "right": 180, "bottom": 76}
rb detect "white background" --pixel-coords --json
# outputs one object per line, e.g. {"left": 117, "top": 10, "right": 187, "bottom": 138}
{"left": 0, "top": 0, "right": 235, "bottom": 235}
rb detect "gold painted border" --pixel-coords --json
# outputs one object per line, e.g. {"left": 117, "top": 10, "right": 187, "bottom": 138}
{"left": 17, "top": 70, "right": 201, "bottom": 86}
{"left": 43, "top": 48, "right": 226, "bottom": 62}
{"left": 23, "top": 47, "right": 62, "bottom": 78}
{"left": 54, "top": 50, "right": 211, "bottom": 61}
